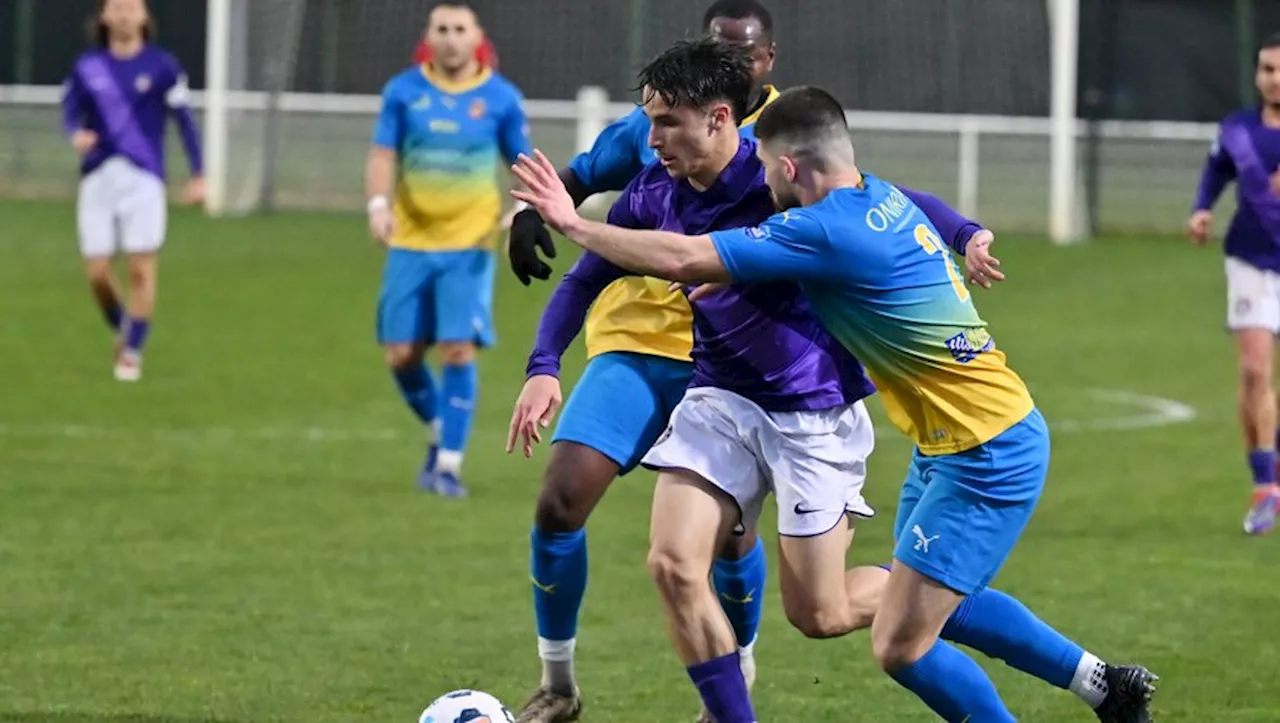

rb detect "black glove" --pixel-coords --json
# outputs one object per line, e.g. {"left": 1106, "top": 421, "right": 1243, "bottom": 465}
{"left": 508, "top": 208, "right": 558, "bottom": 285}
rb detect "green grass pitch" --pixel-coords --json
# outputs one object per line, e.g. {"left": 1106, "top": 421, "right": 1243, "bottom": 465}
{"left": 0, "top": 199, "right": 1275, "bottom": 722}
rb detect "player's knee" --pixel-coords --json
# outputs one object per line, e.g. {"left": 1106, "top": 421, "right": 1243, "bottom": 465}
{"left": 534, "top": 475, "right": 590, "bottom": 533}
{"left": 1238, "top": 356, "right": 1272, "bottom": 392}
{"left": 438, "top": 342, "right": 476, "bottom": 366}
{"left": 870, "top": 622, "right": 933, "bottom": 673}
{"left": 646, "top": 546, "right": 705, "bottom": 603}
{"left": 382, "top": 344, "right": 422, "bottom": 371}
{"left": 84, "top": 260, "right": 112, "bottom": 286}
{"left": 784, "top": 597, "right": 858, "bottom": 639}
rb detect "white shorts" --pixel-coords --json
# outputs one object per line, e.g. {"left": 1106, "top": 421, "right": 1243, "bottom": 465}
{"left": 1226, "top": 256, "right": 1280, "bottom": 333}
{"left": 641, "top": 386, "right": 876, "bottom": 538}
{"left": 77, "top": 157, "right": 167, "bottom": 259}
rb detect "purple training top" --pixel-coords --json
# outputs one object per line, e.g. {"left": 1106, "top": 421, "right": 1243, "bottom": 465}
{"left": 1195, "top": 108, "right": 1280, "bottom": 272}
{"left": 61, "top": 45, "right": 203, "bottom": 181}
{"left": 526, "top": 139, "right": 980, "bottom": 412}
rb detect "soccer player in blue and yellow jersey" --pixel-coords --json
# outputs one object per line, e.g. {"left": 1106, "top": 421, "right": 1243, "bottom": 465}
{"left": 512, "top": 84, "right": 1159, "bottom": 722}
{"left": 502, "top": 4, "right": 778, "bottom": 720}
{"left": 1189, "top": 34, "right": 1280, "bottom": 535}
{"left": 366, "top": 1, "right": 531, "bottom": 497}
{"left": 62, "top": 0, "right": 204, "bottom": 382}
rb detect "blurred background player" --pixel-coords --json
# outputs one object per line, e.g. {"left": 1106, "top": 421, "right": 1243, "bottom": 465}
{"left": 62, "top": 0, "right": 204, "bottom": 382}
{"left": 502, "top": 4, "right": 778, "bottom": 722}
{"left": 366, "top": 1, "right": 531, "bottom": 497}
{"left": 1188, "top": 33, "right": 1280, "bottom": 535}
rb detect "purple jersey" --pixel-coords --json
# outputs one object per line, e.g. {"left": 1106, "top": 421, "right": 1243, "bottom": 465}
{"left": 530, "top": 139, "right": 873, "bottom": 412}
{"left": 61, "top": 45, "right": 203, "bottom": 181}
{"left": 1194, "top": 108, "right": 1280, "bottom": 272}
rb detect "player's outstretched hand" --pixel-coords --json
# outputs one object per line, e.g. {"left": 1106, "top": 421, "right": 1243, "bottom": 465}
{"left": 510, "top": 151, "right": 580, "bottom": 235}
{"left": 508, "top": 208, "right": 558, "bottom": 285}
{"left": 70, "top": 129, "right": 98, "bottom": 156}
{"left": 181, "top": 177, "right": 206, "bottom": 206}
{"left": 964, "top": 230, "right": 1004, "bottom": 289}
{"left": 507, "top": 374, "right": 563, "bottom": 458}
{"left": 1188, "top": 210, "right": 1213, "bottom": 246}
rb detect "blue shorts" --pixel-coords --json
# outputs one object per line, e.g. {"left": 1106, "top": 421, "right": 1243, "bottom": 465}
{"left": 376, "top": 248, "right": 496, "bottom": 347}
{"left": 552, "top": 351, "right": 693, "bottom": 474}
{"left": 892, "top": 408, "right": 1050, "bottom": 595}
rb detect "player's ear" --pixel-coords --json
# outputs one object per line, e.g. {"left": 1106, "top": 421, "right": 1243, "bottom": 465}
{"left": 710, "top": 103, "right": 732, "bottom": 131}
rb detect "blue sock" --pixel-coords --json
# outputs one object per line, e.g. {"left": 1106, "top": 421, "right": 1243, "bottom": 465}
{"left": 440, "top": 362, "right": 478, "bottom": 454}
{"left": 1248, "top": 449, "right": 1276, "bottom": 486}
{"left": 392, "top": 364, "right": 438, "bottom": 426}
{"left": 888, "top": 640, "right": 1015, "bottom": 723}
{"left": 942, "top": 587, "right": 1083, "bottom": 690}
{"left": 712, "top": 537, "right": 766, "bottom": 648}
{"left": 122, "top": 316, "right": 150, "bottom": 353}
{"left": 531, "top": 528, "right": 588, "bottom": 642}
{"left": 687, "top": 652, "right": 756, "bottom": 723}
{"left": 101, "top": 302, "right": 123, "bottom": 331}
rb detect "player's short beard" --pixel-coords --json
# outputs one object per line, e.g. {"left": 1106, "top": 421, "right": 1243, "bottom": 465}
{"left": 771, "top": 186, "right": 800, "bottom": 211}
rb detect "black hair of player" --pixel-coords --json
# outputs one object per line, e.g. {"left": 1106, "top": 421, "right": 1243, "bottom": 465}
{"left": 635, "top": 38, "right": 753, "bottom": 124}
{"left": 1261, "top": 33, "right": 1280, "bottom": 58}
{"left": 754, "top": 86, "right": 847, "bottom": 146}
{"left": 90, "top": 0, "right": 157, "bottom": 48}
{"left": 702, "top": 0, "right": 773, "bottom": 40}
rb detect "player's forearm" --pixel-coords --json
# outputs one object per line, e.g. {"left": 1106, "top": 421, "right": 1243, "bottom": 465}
{"left": 902, "top": 186, "right": 982, "bottom": 255}
{"left": 365, "top": 147, "right": 397, "bottom": 202}
{"left": 173, "top": 108, "right": 204, "bottom": 176}
{"left": 527, "top": 253, "right": 626, "bottom": 377}
{"left": 1192, "top": 163, "right": 1232, "bottom": 211}
{"left": 561, "top": 217, "right": 730, "bottom": 284}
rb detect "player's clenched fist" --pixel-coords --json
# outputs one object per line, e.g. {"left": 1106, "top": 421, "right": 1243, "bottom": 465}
{"left": 1188, "top": 209, "right": 1213, "bottom": 246}
{"left": 507, "top": 208, "right": 558, "bottom": 285}
{"left": 70, "top": 129, "right": 98, "bottom": 156}
{"left": 507, "top": 374, "right": 563, "bottom": 458}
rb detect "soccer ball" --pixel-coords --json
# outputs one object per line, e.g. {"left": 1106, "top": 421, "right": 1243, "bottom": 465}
{"left": 418, "top": 689, "right": 515, "bottom": 723}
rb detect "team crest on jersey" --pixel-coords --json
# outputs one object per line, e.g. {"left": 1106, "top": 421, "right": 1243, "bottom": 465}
{"left": 944, "top": 328, "right": 994, "bottom": 364}
{"left": 134, "top": 74, "right": 152, "bottom": 93}
{"left": 468, "top": 98, "right": 486, "bottom": 119}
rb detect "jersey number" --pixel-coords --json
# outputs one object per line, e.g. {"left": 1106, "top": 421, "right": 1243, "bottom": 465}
{"left": 913, "top": 224, "right": 970, "bottom": 303}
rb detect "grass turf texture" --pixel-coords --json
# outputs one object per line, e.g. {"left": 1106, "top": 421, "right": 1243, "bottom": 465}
{"left": 0, "top": 199, "right": 1274, "bottom": 722}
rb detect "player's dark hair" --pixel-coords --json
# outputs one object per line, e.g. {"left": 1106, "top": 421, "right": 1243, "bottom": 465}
{"left": 90, "top": 0, "right": 156, "bottom": 47}
{"left": 1261, "top": 33, "right": 1280, "bottom": 57}
{"left": 755, "top": 86, "right": 853, "bottom": 166}
{"left": 636, "top": 38, "right": 753, "bottom": 123}
{"left": 702, "top": 0, "right": 773, "bottom": 40}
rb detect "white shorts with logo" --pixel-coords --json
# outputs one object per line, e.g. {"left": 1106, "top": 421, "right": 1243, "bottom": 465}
{"left": 641, "top": 386, "right": 876, "bottom": 538}
{"left": 77, "top": 157, "right": 168, "bottom": 259}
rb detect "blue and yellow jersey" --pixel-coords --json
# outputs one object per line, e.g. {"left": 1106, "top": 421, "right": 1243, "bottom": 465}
{"left": 710, "top": 175, "right": 1035, "bottom": 455}
{"left": 372, "top": 65, "right": 531, "bottom": 251}
{"left": 566, "top": 85, "right": 781, "bottom": 362}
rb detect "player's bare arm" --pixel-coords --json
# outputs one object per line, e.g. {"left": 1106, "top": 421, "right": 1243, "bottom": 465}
{"left": 364, "top": 146, "right": 396, "bottom": 244}
{"left": 512, "top": 150, "right": 730, "bottom": 283}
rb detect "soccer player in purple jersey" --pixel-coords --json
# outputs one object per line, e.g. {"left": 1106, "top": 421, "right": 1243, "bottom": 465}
{"left": 1190, "top": 33, "right": 1280, "bottom": 534}
{"left": 61, "top": 0, "right": 204, "bottom": 382}
{"left": 514, "top": 40, "right": 1155, "bottom": 723}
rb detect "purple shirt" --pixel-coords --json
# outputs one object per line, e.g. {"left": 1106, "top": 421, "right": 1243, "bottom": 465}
{"left": 61, "top": 45, "right": 203, "bottom": 180}
{"left": 1194, "top": 108, "right": 1280, "bottom": 272}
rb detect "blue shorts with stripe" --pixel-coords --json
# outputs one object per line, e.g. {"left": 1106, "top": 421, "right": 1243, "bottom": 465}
{"left": 892, "top": 408, "right": 1050, "bottom": 595}
{"left": 376, "top": 247, "right": 496, "bottom": 347}
{"left": 552, "top": 351, "right": 693, "bottom": 474}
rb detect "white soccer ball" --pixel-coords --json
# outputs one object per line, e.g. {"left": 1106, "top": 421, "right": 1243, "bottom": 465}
{"left": 418, "top": 689, "right": 515, "bottom": 723}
